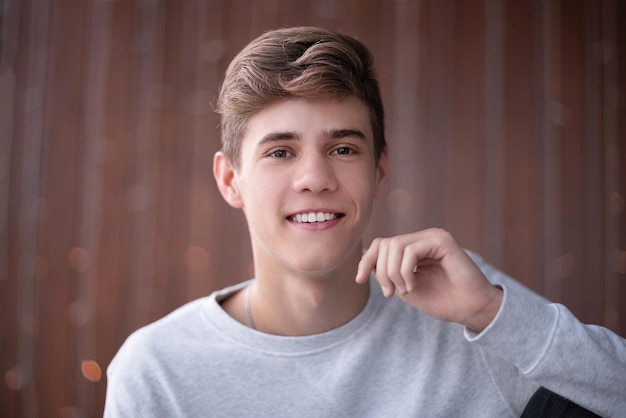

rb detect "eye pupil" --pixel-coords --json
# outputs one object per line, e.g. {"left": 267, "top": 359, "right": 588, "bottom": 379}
{"left": 273, "top": 150, "right": 286, "bottom": 158}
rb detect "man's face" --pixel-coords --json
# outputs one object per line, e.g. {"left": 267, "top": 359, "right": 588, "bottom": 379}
{"left": 228, "top": 97, "right": 387, "bottom": 276}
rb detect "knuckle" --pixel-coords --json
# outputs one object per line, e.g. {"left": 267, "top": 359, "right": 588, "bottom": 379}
{"left": 429, "top": 228, "right": 453, "bottom": 245}
{"left": 379, "top": 236, "right": 392, "bottom": 247}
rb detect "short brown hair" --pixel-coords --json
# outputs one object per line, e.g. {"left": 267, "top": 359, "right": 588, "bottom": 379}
{"left": 216, "top": 26, "right": 386, "bottom": 169}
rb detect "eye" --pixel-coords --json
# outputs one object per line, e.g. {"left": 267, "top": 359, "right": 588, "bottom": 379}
{"left": 268, "top": 149, "right": 292, "bottom": 159}
{"left": 332, "top": 146, "right": 356, "bottom": 156}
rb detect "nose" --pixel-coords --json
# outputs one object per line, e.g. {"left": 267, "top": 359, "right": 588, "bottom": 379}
{"left": 292, "top": 153, "right": 339, "bottom": 194}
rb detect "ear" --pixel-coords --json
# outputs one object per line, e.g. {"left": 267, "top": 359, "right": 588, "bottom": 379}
{"left": 213, "top": 151, "right": 244, "bottom": 209}
{"left": 374, "top": 147, "right": 389, "bottom": 198}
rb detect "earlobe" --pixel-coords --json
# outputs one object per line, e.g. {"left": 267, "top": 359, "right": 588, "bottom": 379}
{"left": 374, "top": 148, "right": 389, "bottom": 198}
{"left": 213, "top": 151, "right": 244, "bottom": 209}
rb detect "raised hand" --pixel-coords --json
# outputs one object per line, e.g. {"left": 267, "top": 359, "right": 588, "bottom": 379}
{"left": 355, "top": 228, "right": 503, "bottom": 333}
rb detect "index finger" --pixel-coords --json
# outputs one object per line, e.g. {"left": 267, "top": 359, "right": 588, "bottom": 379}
{"left": 355, "top": 238, "right": 380, "bottom": 284}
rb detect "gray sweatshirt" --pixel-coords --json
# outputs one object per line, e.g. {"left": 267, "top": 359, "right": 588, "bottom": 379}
{"left": 104, "top": 254, "right": 626, "bottom": 417}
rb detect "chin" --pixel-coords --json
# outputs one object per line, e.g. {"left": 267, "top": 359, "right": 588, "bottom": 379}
{"left": 288, "top": 252, "right": 358, "bottom": 276}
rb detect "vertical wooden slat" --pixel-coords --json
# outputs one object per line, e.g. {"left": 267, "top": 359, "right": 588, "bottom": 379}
{"left": 581, "top": 0, "right": 604, "bottom": 325}
{"left": 9, "top": 0, "right": 52, "bottom": 415}
{"left": 0, "top": 0, "right": 21, "bottom": 284}
{"left": 364, "top": 0, "right": 394, "bottom": 243}
{"left": 602, "top": 0, "right": 621, "bottom": 332}
{"left": 536, "top": 0, "right": 562, "bottom": 301}
{"left": 502, "top": 0, "right": 541, "bottom": 291}
{"left": 185, "top": 0, "right": 222, "bottom": 299}
{"left": 424, "top": 0, "right": 452, "bottom": 229}
{"left": 36, "top": 0, "right": 86, "bottom": 414}
{"left": 127, "top": 0, "right": 161, "bottom": 329}
{"left": 162, "top": 0, "right": 198, "bottom": 309}
{"left": 151, "top": 0, "right": 182, "bottom": 317}
{"left": 345, "top": 0, "right": 383, "bottom": 53}
{"left": 187, "top": 0, "right": 237, "bottom": 295}
{"left": 98, "top": 0, "right": 135, "bottom": 376}
{"left": 388, "top": 0, "right": 421, "bottom": 236}
{"left": 446, "top": 0, "right": 484, "bottom": 251}
{"left": 73, "top": 0, "right": 113, "bottom": 414}
{"left": 484, "top": 0, "right": 505, "bottom": 268}
{"left": 619, "top": 0, "right": 626, "bottom": 338}
{"left": 559, "top": 0, "right": 584, "bottom": 319}
{"left": 0, "top": 0, "right": 22, "bottom": 414}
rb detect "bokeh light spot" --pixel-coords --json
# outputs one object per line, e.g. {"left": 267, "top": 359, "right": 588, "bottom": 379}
{"left": 557, "top": 253, "right": 576, "bottom": 279}
{"left": 68, "top": 247, "right": 90, "bottom": 273}
{"left": 81, "top": 360, "right": 102, "bottom": 382}
{"left": 4, "top": 369, "right": 22, "bottom": 391}
{"left": 67, "top": 301, "right": 91, "bottom": 327}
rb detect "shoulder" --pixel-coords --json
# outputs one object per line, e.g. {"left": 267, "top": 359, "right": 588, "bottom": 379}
{"left": 108, "top": 297, "right": 207, "bottom": 373}
{"left": 105, "top": 283, "right": 250, "bottom": 415}
{"left": 109, "top": 281, "right": 250, "bottom": 372}
{"left": 104, "top": 296, "right": 211, "bottom": 416}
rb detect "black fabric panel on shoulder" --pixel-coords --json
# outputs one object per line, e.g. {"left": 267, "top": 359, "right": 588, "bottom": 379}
{"left": 521, "top": 387, "right": 603, "bottom": 418}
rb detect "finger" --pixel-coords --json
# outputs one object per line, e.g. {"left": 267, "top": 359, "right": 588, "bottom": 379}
{"left": 407, "top": 228, "right": 457, "bottom": 263}
{"left": 385, "top": 238, "right": 407, "bottom": 295}
{"left": 375, "top": 239, "right": 396, "bottom": 298}
{"left": 401, "top": 245, "right": 419, "bottom": 292}
{"left": 357, "top": 239, "right": 395, "bottom": 298}
{"left": 356, "top": 239, "right": 379, "bottom": 284}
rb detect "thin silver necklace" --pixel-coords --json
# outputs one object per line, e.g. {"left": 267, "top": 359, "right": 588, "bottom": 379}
{"left": 244, "top": 284, "right": 256, "bottom": 330}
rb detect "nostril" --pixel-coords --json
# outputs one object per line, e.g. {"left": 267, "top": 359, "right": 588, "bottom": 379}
{"left": 292, "top": 166, "right": 339, "bottom": 194}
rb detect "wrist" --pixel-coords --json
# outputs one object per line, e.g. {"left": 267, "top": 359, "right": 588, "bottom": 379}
{"left": 465, "top": 285, "right": 503, "bottom": 333}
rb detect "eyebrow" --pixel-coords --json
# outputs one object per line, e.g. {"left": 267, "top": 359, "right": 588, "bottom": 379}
{"left": 257, "top": 128, "right": 366, "bottom": 146}
{"left": 327, "top": 128, "right": 367, "bottom": 140}
{"left": 257, "top": 131, "right": 301, "bottom": 145}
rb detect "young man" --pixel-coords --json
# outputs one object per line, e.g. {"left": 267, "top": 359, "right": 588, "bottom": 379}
{"left": 104, "top": 27, "right": 626, "bottom": 417}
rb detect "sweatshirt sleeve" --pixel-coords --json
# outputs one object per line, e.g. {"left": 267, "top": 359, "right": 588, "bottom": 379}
{"left": 464, "top": 254, "right": 626, "bottom": 418}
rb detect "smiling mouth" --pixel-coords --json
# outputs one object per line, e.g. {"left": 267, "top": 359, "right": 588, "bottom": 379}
{"left": 289, "top": 211, "right": 344, "bottom": 224}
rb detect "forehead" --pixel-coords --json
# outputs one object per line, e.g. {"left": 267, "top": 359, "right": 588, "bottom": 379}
{"left": 241, "top": 97, "right": 373, "bottom": 147}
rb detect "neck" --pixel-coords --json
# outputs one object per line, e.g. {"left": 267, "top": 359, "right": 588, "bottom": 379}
{"left": 232, "top": 247, "right": 369, "bottom": 336}
{"left": 253, "top": 271, "right": 369, "bottom": 336}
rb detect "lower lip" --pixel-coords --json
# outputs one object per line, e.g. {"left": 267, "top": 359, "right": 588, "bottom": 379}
{"left": 289, "top": 217, "right": 342, "bottom": 231}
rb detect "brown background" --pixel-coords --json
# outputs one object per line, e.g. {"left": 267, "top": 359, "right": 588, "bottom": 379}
{"left": 1, "top": 0, "right": 625, "bottom": 416}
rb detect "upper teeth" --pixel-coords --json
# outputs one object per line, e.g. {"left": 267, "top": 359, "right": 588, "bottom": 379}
{"left": 293, "top": 212, "right": 337, "bottom": 223}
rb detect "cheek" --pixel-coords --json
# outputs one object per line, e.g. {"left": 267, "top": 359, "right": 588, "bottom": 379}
{"left": 356, "top": 163, "right": 379, "bottom": 188}
{"left": 241, "top": 173, "right": 283, "bottom": 209}
{"left": 343, "top": 170, "right": 378, "bottom": 202}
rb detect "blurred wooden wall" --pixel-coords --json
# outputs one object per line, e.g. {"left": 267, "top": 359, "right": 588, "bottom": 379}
{"left": 1, "top": 0, "right": 624, "bottom": 416}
